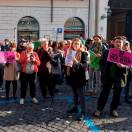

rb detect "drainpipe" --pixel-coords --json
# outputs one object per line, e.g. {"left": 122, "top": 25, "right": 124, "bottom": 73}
{"left": 95, "top": 0, "right": 99, "bottom": 34}
{"left": 51, "top": 0, "right": 53, "bottom": 23}
{"left": 88, "top": 0, "right": 90, "bottom": 38}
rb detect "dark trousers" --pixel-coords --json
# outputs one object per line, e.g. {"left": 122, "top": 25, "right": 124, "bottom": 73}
{"left": 97, "top": 79, "right": 122, "bottom": 111}
{"left": 38, "top": 72, "right": 54, "bottom": 97}
{"left": 52, "top": 74, "right": 60, "bottom": 88}
{"left": 125, "top": 73, "right": 132, "bottom": 100}
{"left": 72, "top": 85, "right": 85, "bottom": 113}
{"left": 0, "top": 68, "right": 4, "bottom": 86}
{"left": 20, "top": 72, "right": 36, "bottom": 99}
{"left": 5, "top": 80, "right": 17, "bottom": 98}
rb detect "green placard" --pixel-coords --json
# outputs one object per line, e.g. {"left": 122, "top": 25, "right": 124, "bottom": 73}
{"left": 89, "top": 50, "right": 101, "bottom": 70}
{"left": 33, "top": 41, "right": 42, "bottom": 50}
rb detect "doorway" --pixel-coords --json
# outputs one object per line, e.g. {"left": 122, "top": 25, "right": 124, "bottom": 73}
{"left": 17, "top": 16, "right": 39, "bottom": 43}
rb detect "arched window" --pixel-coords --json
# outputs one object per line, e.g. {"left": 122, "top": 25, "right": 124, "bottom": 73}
{"left": 17, "top": 16, "right": 39, "bottom": 43}
{"left": 64, "top": 17, "right": 85, "bottom": 40}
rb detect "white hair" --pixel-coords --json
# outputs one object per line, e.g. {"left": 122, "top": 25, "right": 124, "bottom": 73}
{"left": 27, "top": 42, "right": 34, "bottom": 49}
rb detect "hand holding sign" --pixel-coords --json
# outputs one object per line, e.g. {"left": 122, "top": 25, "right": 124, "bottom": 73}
{"left": 5, "top": 52, "right": 15, "bottom": 63}
{"left": 65, "top": 50, "right": 76, "bottom": 67}
{"left": 0, "top": 51, "right": 16, "bottom": 63}
{"left": 116, "top": 63, "right": 126, "bottom": 68}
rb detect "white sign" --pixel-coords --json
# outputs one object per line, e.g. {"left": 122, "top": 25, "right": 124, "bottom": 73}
{"left": 65, "top": 50, "right": 76, "bottom": 67}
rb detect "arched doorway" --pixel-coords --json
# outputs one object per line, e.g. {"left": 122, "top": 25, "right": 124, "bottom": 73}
{"left": 17, "top": 16, "right": 39, "bottom": 43}
{"left": 64, "top": 17, "right": 85, "bottom": 40}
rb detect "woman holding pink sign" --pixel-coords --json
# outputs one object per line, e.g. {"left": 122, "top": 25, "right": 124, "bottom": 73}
{"left": 4, "top": 42, "right": 20, "bottom": 100}
{"left": 94, "top": 36, "right": 128, "bottom": 117}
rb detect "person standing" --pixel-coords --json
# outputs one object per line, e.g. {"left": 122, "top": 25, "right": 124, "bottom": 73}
{"left": 51, "top": 41, "right": 64, "bottom": 88}
{"left": 89, "top": 35, "right": 107, "bottom": 96}
{"left": 19, "top": 42, "right": 40, "bottom": 104}
{"left": 37, "top": 39, "right": 55, "bottom": 99}
{"left": 67, "top": 38, "right": 88, "bottom": 116}
{"left": 0, "top": 39, "right": 10, "bottom": 90}
{"left": 94, "top": 36, "right": 128, "bottom": 117}
{"left": 122, "top": 41, "right": 132, "bottom": 104}
{"left": 4, "top": 42, "right": 20, "bottom": 100}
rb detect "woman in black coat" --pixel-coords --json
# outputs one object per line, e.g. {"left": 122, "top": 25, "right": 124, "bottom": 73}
{"left": 66, "top": 38, "right": 88, "bottom": 116}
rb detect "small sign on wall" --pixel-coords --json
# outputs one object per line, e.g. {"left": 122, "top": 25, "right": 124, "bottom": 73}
{"left": 57, "top": 28, "right": 63, "bottom": 34}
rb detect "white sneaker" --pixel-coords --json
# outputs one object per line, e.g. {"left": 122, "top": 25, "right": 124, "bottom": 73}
{"left": 20, "top": 99, "right": 24, "bottom": 105}
{"left": 32, "top": 98, "right": 39, "bottom": 104}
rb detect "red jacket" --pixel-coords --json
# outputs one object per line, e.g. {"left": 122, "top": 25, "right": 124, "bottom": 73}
{"left": 20, "top": 51, "right": 40, "bottom": 73}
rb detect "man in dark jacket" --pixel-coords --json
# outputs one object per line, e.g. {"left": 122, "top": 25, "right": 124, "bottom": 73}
{"left": 94, "top": 36, "right": 128, "bottom": 117}
{"left": 37, "top": 39, "right": 56, "bottom": 99}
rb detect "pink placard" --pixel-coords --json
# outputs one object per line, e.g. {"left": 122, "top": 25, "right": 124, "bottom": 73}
{"left": 0, "top": 52, "right": 6, "bottom": 63}
{"left": 0, "top": 51, "right": 16, "bottom": 63}
{"left": 107, "top": 48, "right": 132, "bottom": 67}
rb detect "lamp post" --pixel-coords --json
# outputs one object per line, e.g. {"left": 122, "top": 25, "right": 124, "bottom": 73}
{"left": 14, "top": 27, "right": 16, "bottom": 42}
{"left": 100, "top": 8, "right": 112, "bottom": 20}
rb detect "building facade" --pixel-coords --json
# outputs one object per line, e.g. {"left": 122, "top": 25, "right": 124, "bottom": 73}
{"left": 0, "top": 0, "right": 110, "bottom": 42}
{"left": 88, "top": 0, "right": 109, "bottom": 39}
{"left": 108, "top": 0, "right": 132, "bottom": 41}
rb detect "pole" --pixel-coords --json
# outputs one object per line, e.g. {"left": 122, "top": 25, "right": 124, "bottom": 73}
{"left": 51, "top": 0, "right": 53, "bottom": 23}
{"left": 14, "top": 27, "right": 16, "bottom": 42}
{"left": 95, "top": 0, "right": 99, "bottom": 34}
{"left": 88, "top": 0, "right": 90, "bottom": 38}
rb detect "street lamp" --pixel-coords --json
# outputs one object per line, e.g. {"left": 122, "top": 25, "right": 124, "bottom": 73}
{"left": 100, "top": 8, "right": 112, "bottom": 19}
{"left": 107, "top": 8, "right": 112, "bottom": 17}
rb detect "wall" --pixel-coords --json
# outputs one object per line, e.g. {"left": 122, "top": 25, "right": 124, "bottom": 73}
{"left": 0, "top": 0, "right": 88, "bottom": 41}
{"left": 97, "top": 0, "right": 109, "bottom": 40}
{"left": 0, "top": 0, "right": 88, "bottom": 7}
{"left": 88, "top": 0, "right": 109, "bottom": 39}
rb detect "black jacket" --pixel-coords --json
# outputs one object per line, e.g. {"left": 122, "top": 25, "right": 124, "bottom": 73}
{"left": 69, "top": 51, "right": 88, "bottom": 87}
{"left": 101, "top": 50, "right": 128, "bottom": 88}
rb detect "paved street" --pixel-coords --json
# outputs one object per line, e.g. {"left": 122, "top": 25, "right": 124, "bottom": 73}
{"left": 0, "top": 82, "right": 132, "bottom": 132}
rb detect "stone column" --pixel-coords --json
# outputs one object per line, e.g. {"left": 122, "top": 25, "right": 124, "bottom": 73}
{"left": 96, "top": 0, "right": 109, "bottom": 39}
{"left": 88, "top": 0, "right": 96, "bottom": 38}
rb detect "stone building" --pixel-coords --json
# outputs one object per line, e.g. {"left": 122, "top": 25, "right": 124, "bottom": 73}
{"left": 0, "top": 0, "right": 110, "bottom": 42}
{"left": 108, "top": 0, "right": 132, "bottom": 41}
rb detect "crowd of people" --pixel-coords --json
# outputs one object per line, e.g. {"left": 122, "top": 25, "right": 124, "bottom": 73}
{"left": 0, "top": 35, "right": 132, "bottom": 119}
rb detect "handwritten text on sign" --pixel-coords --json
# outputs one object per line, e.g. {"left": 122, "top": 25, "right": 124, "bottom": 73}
{"left": 0, "top": 51, "right": 16, "bottom": 63}
{"left": 107, "top": 48, "right": 132, "bottom": 67}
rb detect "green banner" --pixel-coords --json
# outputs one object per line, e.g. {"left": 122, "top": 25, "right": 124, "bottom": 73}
{"left": 89, "top": 50, "right": 101, "bottom": 70}
{"left": 33, "top": 41, "right": 42, "bottom": 50}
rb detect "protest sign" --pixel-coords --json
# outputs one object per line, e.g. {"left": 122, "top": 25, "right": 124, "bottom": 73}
{"left": 0, "top": 52, "right": 6, "bottom": 63}
{"left": 0, "top": 51, "right": 16, "bottom": 63}
{"left": 107, "top": 48, "right": 132, "bottom": 67}
{"left": 5, "top": 51, "right": 16, "bottom": 63}
{"left": 65, "top": 50, "right": 76, "bottom": 67}
{"left": 89, "top": 50, "right": 101, "bottom": 70}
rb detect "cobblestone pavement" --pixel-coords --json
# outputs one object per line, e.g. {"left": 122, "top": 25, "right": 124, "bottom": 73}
{"left": 0, "top": 82, "right": 132, "bottom": 132}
